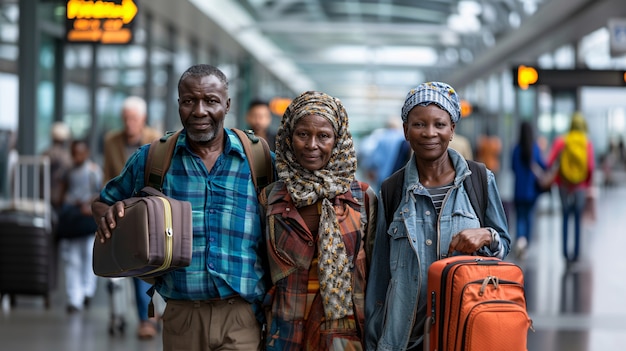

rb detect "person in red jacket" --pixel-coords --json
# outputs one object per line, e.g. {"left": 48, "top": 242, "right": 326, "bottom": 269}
{"left": 546, "top": 112, "right": 595, "bottom": 264}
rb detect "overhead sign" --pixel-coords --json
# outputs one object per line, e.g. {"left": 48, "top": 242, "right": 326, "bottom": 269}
{"left": 66, "top": 0, "right": 138, "bottom": 44}
{"left": 516, "top": 65, "right": 538, "bottom": 90}
{"left": 513, "top": 65, "right": 626, "bottom": 89}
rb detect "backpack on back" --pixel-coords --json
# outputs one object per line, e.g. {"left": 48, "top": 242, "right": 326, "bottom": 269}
{"left": 139, "top": 128, "right": 273, "bottom": 311}
{"left": 559, "top": 130, "right": 588, "bottom": 185}
{"left": 381, "top": 161, "right": 531, "bottom": 350}
{"left": 381, "top": 159, "right": 487, "bottom": 227}
{"left": 145, "top": 128, "right": 274, "bottom": 192}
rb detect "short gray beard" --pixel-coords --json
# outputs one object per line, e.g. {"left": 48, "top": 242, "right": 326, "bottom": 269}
{"left": 188, "top": 128, "right": 217, "bottom": 143}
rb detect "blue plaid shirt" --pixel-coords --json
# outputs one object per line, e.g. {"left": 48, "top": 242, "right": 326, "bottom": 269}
{"left": 99, "top": 129, "right": 267, "bottom": 304}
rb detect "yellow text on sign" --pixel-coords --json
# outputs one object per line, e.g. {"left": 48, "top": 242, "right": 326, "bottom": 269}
{"left": 517, "top": 65, "right": 538, "bottom": 90}
{"left": 66, "top": 0, "right": 137, "bottom": 44}
{"left": 67, "top": 0, "right": 138, "bottom": 24}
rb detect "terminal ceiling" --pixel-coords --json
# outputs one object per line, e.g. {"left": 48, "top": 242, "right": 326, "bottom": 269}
{"left": 185, "top": 0, "right": 626, "bottom": 129}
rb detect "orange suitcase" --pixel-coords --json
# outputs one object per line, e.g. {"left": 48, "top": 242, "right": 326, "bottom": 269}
{"left": 424, "top": 256, "right": 532, "bottom": 351}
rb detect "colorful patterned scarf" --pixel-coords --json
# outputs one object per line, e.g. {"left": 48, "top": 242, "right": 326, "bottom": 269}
{"left": 274, "top": 90, "right": 357, "bottom": 319}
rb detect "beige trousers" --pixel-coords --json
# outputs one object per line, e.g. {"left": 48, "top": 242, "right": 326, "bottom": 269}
{"left": 162, "top": 296, "right": 262, "bottom": 351}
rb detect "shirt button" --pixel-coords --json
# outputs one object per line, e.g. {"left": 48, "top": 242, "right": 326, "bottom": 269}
{"left": 425, "top": 211, "right": 431, "bottom": 216}
{"left": 308, "top": 241, "right": 314, "bottom": 246}
{"left": 425, "top": 239, "right": 433, "bottom": 246}
{"left": 286, "top": 207, "right": 290, "bottom": 212}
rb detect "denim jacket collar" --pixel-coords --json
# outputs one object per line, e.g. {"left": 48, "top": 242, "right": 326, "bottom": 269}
{"left": 405, "top": 148, "right": 471, "bottom": 192}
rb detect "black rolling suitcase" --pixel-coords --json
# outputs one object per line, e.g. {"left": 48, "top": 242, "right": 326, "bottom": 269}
{"left": 0, "top": 155, "right": 56, "bottom": 308}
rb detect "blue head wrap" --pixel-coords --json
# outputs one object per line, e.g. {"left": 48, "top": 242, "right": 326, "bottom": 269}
{"left": 401, "top": 82, "right": 461, "bottom": 123}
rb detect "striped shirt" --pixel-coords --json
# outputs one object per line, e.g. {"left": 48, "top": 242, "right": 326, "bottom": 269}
{"left": 425, "top": 182, "right": 454, "bottom": 215}
{"left": 99, "top": 129, "right": 267, "bottom": 304}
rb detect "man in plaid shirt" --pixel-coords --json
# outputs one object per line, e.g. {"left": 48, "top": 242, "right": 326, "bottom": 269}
{"left": 93, "top": 64, "right": 273, "bottom": 351}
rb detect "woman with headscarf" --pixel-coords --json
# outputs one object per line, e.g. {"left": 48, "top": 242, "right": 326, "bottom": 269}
{"left": 261, "top": 90, "right": 378, "bottom": 351}
{"left": 546, "top": 112, "right": 595, "bottom": 264}
{"left": 364, "top": 82, "right": 511, "bottom": 351}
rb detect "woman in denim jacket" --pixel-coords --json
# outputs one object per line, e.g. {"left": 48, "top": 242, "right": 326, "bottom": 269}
{"left": 364, "top": 82, "right": 511, "bottom": 351}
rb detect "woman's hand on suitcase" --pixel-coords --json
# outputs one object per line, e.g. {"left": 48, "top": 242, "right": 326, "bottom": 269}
{"left": 447, "top": 228, "right": 491, "bottom": 256}
{"left": 92, "top": 200, "right": 126, "bottom": 243}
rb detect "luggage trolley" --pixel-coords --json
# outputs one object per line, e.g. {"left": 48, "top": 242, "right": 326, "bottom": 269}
{"left": 0, "top": 155, "right": 56, "bottom": 308}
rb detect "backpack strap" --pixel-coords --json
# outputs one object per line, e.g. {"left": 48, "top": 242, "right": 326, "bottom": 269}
{"left": 381, "top": 168, "right": 406, "bottom": 226}
{"left": 464, "top": 160, "right": 488, "bottom": 226}
{"left": 144, "top": 129, "right": 181, "bottom": 191}
{"left": 232, "top": 128, "right": 274, "bottom": 193}
{"left": 362, "top": 183, "right": 378, "bottom": 267}
{"left": 382, "top": 161, "right": 487, "bottom": 227}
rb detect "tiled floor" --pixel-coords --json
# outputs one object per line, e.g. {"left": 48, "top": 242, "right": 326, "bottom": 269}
{"left": 2, "top": 181, "right": 626, "bottom": 351}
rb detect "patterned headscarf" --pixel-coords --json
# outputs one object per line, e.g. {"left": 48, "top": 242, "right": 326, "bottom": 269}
{"left": 275, "top": 90, "right": 357, "bottom": 320}
{"left": 401, "top": 81, "right": 461, "bottom": 124}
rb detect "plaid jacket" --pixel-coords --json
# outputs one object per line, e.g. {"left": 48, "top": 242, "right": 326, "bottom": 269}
{"left": 261, "top": 180, "right": 375, "bottom": 351}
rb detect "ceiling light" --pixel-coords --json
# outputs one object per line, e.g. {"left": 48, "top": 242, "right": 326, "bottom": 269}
{"left": 375, "top": 47, "right": 438, "bottom": 66}
{"left": 440, "top": 31, "right": 460, "bottom": 46}
{"left": 458, "top": 1, "right": 482, "bottom": 16}
{"left": 509, "top": 12, "right": 521, "bottom": 28}
{"left": 319, "top": 46, "right": 370, "bottom": 64}
{"left": 448, "top": 13, "right": 481, "bottom": 32}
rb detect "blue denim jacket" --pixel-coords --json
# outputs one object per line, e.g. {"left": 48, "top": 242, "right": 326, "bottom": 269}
{"left": 364, "top": 149, "right": 511, "bottom": 351}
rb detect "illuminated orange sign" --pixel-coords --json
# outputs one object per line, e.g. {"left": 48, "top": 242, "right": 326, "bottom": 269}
{"left": 517, "top": 65, "right": 538, "bottom": 90}
{"left": 460, "top": 99, "right": 472, "bottom": 118}
{"left": 66, "top": 0, "right": 138, "bottom": 44}
{"left": 269, "top": 97, "right": 292, "bottom": 116}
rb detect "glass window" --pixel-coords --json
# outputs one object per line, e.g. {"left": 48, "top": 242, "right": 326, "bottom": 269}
{"left": 0, "top": 2, "right": 18, "bottom": 131}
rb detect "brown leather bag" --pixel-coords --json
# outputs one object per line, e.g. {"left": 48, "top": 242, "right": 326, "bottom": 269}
{"left": 92, "top": 186, "right": 193, "bottom": 278}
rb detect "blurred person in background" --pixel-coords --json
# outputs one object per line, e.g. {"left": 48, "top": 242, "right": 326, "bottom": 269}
{"left": 358, "top": 116, "right": 406, "bottom": 191}
{"left": 476, "top": 126, "right": 502, "bottom": 175}
{"left": 1, "top": 130, "right": 19, "bottom": 200}
{"left": 600, "top": 137, "right": 625, "bottom": 187}
{"left": 546, "top": 112, "right": 595, "bottom": 265}
{"left": 261, "top": 90, "right": 377, "bottom": 350}
{"left": 102, "top": 96, "right": 162, "bottom": 339}
{"left": 511, "top": 120, "right": 547, "bottom": 259}
{"left": 42, "top": 122, "right": 72, "bottom": 214}
{"left": 57, "top": 139, "right": 102, "bottom": 314}
{"left": 448, "top": 131, "right": 473, "bottom": 160}
{"left": 245, "top": 98, "right": 276, "bottom": 151}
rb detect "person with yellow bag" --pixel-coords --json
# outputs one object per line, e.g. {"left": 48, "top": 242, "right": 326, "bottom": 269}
{"left": 546, "top": 112, "right": 595, "bottom": 265}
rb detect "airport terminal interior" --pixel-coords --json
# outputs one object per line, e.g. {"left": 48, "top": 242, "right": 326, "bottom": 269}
{"left": 2, "top": 0, "right": 626, "bottom": 350}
